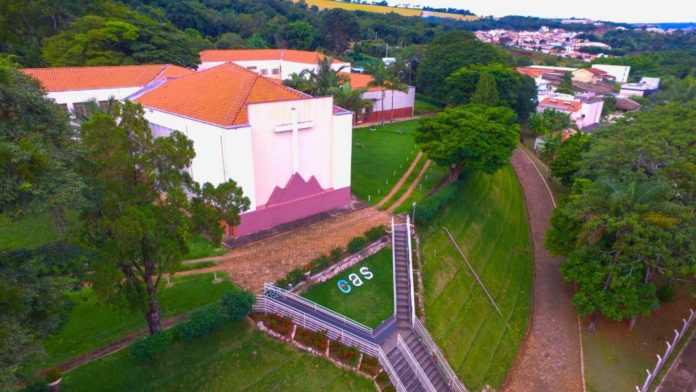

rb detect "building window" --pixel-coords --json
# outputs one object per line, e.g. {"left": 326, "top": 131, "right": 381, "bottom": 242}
{"left": 72, "top": 102, "right": 88, "bottom": 118}
{"left": 98, "top": 101, "right": 111, "bottom": 112}
{"left": 246, "top": 66, "right": 257, "bottom": 72}
{"left": 271, "top": 68, "right": 280, "bottom": 75}
{"left": 260, "top": 69, "right": 268, "bottom": 75}
{"left": 57, "top": 103, "right": 69, "bottom": 113}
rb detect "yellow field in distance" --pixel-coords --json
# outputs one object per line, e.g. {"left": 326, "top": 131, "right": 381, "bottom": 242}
{"left": 296, "top": 0, "right": 479, "bottom": 21}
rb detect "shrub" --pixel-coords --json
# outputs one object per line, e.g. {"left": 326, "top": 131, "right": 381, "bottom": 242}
{"left": 262, "top": 313, "right": 293, "bottom": 336}
{"left": 347, "top": 236, "right": 368, "bottom": 254}
{"left": 364, "top": 225, "right": 386, "bottom": 242}
{"left": 360, "top": 354, "right": 381, "bottom": 376}
{"left": 414, "top": 181, "right": 461, "bottom": 224}
{"left": 44, "top": 368, "right": 61, "bottom": 383}
{"left": 19, "top": 383, "right": 51, "bottom": 392}
{"left": 294, "top": 327, "right": 328, "bottom": 351}
{"left": 173, "top": 303, "right": 227, "bottom": 341}
{"left": 130, "top": 331, "right": 172, "bottom": 363}
{"left": 309, "top": 255, "right": 331, "bottom": 274}
{"left": 275, "top": 267, "right": 305, "bottom": 289}
{"left": 375, "top": 370, "right": 391, "bottom": 388}
{"left": 329, "top": 339, "right": 359, "bottom": 366}
{"left": 657, "top": 282, "right": 676, "bottom": 303}
{"left": 329, "top": 247, "right": 344, "bottom": 263}
{"left": 221, "top": 290, "right": 255, "bottom": 321}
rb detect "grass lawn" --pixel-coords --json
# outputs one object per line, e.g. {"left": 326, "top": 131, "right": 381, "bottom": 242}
{"left": 61, "top": 320, "right": 374, "bottom": 392}
{"left": 351, "top": 120, "right": 420, "bottom": 204}
{"left": 419, "top": 166, "right": 532, "bottom": 390}
{"left": 0, "top": 213, "right": 62, "bottom": 250}
{"left": 394, "top": 163, "right": 449, "bottom": 214}
{"left": 182, "top": 234, "right": 228, "bottom": 260}
{"left": 378, "top": 154, "right": 428, "bottom": 210}
{"left": 414, "top": 99, "right": 441, "bottom": 116}
{"left": 302, "top": 248, "right": 394, "bottom": 329}
{"left": 582, "top": 285, "right": 696, "bottom": 392}
{"left": 38, "top": 273, "right": 235, "bottom": 369}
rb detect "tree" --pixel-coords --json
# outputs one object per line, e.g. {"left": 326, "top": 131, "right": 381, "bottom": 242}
{"left": 415, "top": 104, "right": 519, "bottom": 182}
{"left": 0, "top": 60, "right": 81, "bottom": 382}
{"left": 446, "top": 63, "right": 538, "bottom": 119}
{"left": 308, "top": 56, "right": 348, "bottom": 96}
{"left": 367, "top": 61, "right": 390, "bottom": 126}
{"left": 330, "top": 82, "right": 372, "bottom": 124}
{"left": 215, "top": 33, "right": 244, "bottom": 49}
{"left": 556, "top": 72, "right": 574, "bottom": 94}
{"left": 549, "top": 132, "right": 590, "bottom": 186}
{"left": 321, "top": 9, "right": 359, "bottom": 54}
{"left": 283, "top": 72, "right": 315, "bottom": 94}
{"left": 471, "top": 71, "right": 499, "bottom": 106}
{"left": 78, "top": 101, "right": 249, "bottom": 334}
{"left": 528, "top": 109, "right": 572, "bottom": 162}
{"left": 280, "top": 21, "right": 320, "bottom": 50}
{"left": 385, "top": 76, "right": 408, "bottom": 124}
{"left": 416, "top": 31, "right": 510, "bottom": 100}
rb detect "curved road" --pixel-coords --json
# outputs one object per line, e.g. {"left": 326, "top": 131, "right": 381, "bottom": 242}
{"left": 504, "top": 148, "right": 584, "bottom": 392}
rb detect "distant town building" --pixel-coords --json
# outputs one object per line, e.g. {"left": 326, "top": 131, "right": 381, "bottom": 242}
{"left": 572, "top": 67, "right": 614, "bottom": 84}
{"left": 591, "top": 64, "right": 631, "bottom": 83}
{"left": 620, "top": 77, "right": 661, "bottom": 97}
{"left": 537, "top": 93, "right": 604, "bottom": 130}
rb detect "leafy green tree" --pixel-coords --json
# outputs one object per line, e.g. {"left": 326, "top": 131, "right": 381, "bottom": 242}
{"left": 471, "top": 71, "right": 499, "bottom": 106}
{"left": 601, "top": 95, "right": 617, "bottom": 117}
{"left": 416, "top": 31, "right": 510, "bottom": 100}
{"left": 244, "top": 35, "right": 269, "bottom": 49}
{"left": 42, "top": 11, "right": 199, "bottom": 68}
{"left": 283, "top": 72, "right": 315, "bottom": 94}
{"left": 556, "top": 72, "right": 574, "bottom": 94}
{"left": 329, "top": 82, "right": 372, "bottom": 124}
{"left": 280, "top": 21, "right": 320, "bottom": 50}
{"left": 446, "top": 63, "right": 538, "bottom": 119}
{"left": 215, "top": 32, "right": 244, "bottom": 49}
{"left": 0, "top": 60, "right": 81, "bottom": 382}
{"left": 549, "top": 132, "right": 590, "bottom": 186}
{"left": 321, "top": 8, "right": 359, "bottom": 54}
{"left": 367, "top": 61, "right": 390, "bottom": 126}
{"left": 415, "top": 104, "right": 519, "bottom": 182}
{"left": 304, "top": 56, "right": 348, "bottom": 96}
{"left": 77, "top": 101, "right": 249, "bottom": 334}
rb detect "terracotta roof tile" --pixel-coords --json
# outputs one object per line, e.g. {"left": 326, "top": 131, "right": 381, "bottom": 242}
{"left": 135, "top": 62, "right": 307, "bottom": 127}
{"left": 200, "top": 49, "right": 346, "bottom": 65}
{"left": 539, "top": 97, "right": 582, "bottom": 112}
{"left": 21, "top": 64, "right": 193, "bottom": 92}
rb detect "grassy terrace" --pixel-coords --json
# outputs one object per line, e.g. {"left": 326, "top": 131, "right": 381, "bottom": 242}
{"left": 420, "top": 166, "right": 532, "bottom": 390}
{"left": 351, "top": 120, "right": 420, "bottom": 204}
{"left": 62, "top": 321, "right": 374, "bottom": 392}
{"left": 302, "top": 248, "right": 394, "bottom": 329}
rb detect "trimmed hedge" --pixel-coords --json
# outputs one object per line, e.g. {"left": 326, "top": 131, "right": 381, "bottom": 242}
{"left": 360, "top": 354, "right": 381, "bottom": 376}
{"left": 130, "top": 331, "right": 173, "bottom": 363}
{"left": 173, "top": 303, "right": 227, "bottom": 341}
{"left": 221, "top": 290, "right": 255, "bottom": 321}
{"left": 329, "top": 247, "right": 344, "bottom": 262}
{"left": 294, "top": 327, "right": 328, "bottom": 352}
{"left": 364, "top": 225, "right": 386, "bottom": 242}
{"left": 330, "top": 339, "right": 360, "bottom": 366}
{"left": 275, "top": 267, "right": 305, "bottom": 289}
{"left": 347, "top": 236, "right": 368, "bottom": 254}
{"left": 414, "top": 181, "right": 461, "bottom": 224}
{"left": 254, "top": 313, "right": 293, "bottom": 336}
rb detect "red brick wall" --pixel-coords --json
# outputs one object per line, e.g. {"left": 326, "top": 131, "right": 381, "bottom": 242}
{"left": 359, "top": 107, "right": 414, "bottom": 124}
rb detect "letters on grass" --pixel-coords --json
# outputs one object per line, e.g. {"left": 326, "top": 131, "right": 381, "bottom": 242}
{"left": 337, "top": 267, "right": 373, "bottom": 294}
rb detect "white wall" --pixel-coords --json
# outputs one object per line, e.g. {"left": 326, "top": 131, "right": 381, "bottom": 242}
{"left": 331, "top": 112, "right": 353, "bottom": 190}
{"left": 362, "top": 86, "right": 415, "bottom": 111}
{"left": 592, "top": 64, "right": 631, "bottom": 83}
{"left": 142, "top": 108, "right": 258, "bottom": 210}
{"left": 46, "top": 87, "right": 142, "bottom": 110}
{"left": 620, "top": 88, "right": 645, "bottom": 97}
{"left": 577, "top": 100, "right": 603, "bottom": 129}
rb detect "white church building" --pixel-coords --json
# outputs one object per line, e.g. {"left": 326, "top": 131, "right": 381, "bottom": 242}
{"left": 23, "top": 63, "right": 353, "bottom": 237}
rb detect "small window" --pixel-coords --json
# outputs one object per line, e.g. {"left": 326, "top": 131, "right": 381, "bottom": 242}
{"left": 57, "top": 103, "right": 69, "bottom": 113}
{"left": 246, "top": 66, "right": 257, "bottom": 72}
{"left": 72, "top": 102, "right": 88, "bottom": 117}
{"left": 98, "top": 101, "right": 111, "bottom": 111}
{"left": 271, "top": 68, "right": 280, "bottom": 75}
{"left": 260, "top": 69, "right": 268, "bottom": 75}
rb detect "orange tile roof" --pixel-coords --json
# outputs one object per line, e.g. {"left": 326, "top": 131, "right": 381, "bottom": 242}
{"left": 346, "top": 72, "right": 374, "bottom": 89}
{"left": 539, "top": 97, "right": 582, "bottom": 112}
{"left": 21, "top": 64, "right": 193, "bottom": 92}
{"left": 200, "top": 49, "right": 346, "bottom": 65}
{"left": 135, "top": 62, "right": 307, "bottom": 127}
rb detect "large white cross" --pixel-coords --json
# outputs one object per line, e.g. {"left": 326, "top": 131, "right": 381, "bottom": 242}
{"left": 274, "top": 108, "right": 313, "bottom": 173}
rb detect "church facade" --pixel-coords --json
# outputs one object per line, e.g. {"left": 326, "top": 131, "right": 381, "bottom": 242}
{"left": 23, "top": 62, "right": 353, "bottom": 237}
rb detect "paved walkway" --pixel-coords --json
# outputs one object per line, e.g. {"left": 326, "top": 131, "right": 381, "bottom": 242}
{"left": 177, "top": 207, "right": 391, "bottom": 291}
{"left": 504, "top": 148, "right": 584, "bottom": 392}
{"left": 657, "top": 331, "right": 696, "bottom": 392}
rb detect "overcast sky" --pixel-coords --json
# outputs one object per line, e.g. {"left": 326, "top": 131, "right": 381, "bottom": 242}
{"left": 388, "top": 0, "right": 695, "bottom": 23}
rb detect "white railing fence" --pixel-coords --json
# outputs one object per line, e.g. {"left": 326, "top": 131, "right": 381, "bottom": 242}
{"left": 636, "top": 308, "right": 695, "bottom": 392}
{"left": 391, "top": 217, "right": 398, "bottom": 316}
{"left": 263, "top": 282, "right": 373, "bottom": 335}
{"left": 256, "top": 292, "right": 380, "bottom": 357}
{"left": 397, "top": 334, "right": 437, "bottom": 392}
{"left": 405, "top": 215, "right": 416, "bottom": 322}
{"left": 378, "top": 348, "right": 407, "bottom": 392}
{"left": 413, "top": 318, "right": 469, "bottom": 392}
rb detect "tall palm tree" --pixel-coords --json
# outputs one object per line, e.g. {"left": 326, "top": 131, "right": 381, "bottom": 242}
{"left": 384, "top": 76, "right": 408, "bottom": 124}
{"left": 312, "top": 56, "right": 348, "bottom": 96}
{"left": 283, "top": 71, "right": 315, "bottom": 94}
{"left": 367, "top": 62, "right": 389, "bottom": 126}
{"left": 330, "top": 82, "right": 371, "bottom": 124}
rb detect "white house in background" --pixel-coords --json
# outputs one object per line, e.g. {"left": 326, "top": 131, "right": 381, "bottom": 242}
{"left": 591, "top": 64, "right": 631, "bottom": 83}
{"left": 537, "top": 93, "right": 604, "bottom": 130}
{"left": 198, "top": 49, "right": 416, "bottom": 124}
{"left": 198, "top": 49, "right": 351, "bottom": 80}
{"left": 23, "top": 63, "right": 353, "bottom": 238}
{"left": 620, "top": 77, "right": 661, "bottom": 97}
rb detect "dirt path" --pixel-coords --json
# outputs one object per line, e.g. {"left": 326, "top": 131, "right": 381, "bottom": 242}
{"left": 376, "top": 151, "right": 423, "bottom": 209}
{"left": 386, "top": 159, "right": 432, "bottom": 213}
{"left": 504, "top": 148, "right": 584, "bottom": 392}
{"left": 177, "top": 207, "right": 391, "bottom": 291}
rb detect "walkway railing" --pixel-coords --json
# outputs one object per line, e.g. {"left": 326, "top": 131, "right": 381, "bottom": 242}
{"left": 256, "top": 292, "right": 380, "bottom": 357}
{"left": 378, "top": 347, "right": 407, "bottom": 392}
{"left": 405, "top": 214, "right": 416, "bottom": 322}
{"left": 397, "top": 334, "right": 437, "bottom": 392}
{"left": 413, "top": 317, "right": 469, "bottom": 392}
{"left": 637, "top": 308, "right": 695, "bottom": 392}
{"left": 263, "top": 283, "right": 373, "bottom": 335}
{"left": 391, "top": 217, "right": 398, "bottom": 316}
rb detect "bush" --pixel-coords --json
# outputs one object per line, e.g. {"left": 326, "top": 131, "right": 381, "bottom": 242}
{"left": 309, "top": 255, "right": 331, "bottom": 274}
{"left": 375, "top": 371, "right": 391, "bottom": 389}
{"left": 329, "top": 247, "right": 344, "bottom": 263}
{"left": 275, "top": 267, "right": 305, "bottom": 289}
{"left": 329, "top": 339, "right": 359, "bottom": 366}
{"left": 414, "top": 181, "right": 461, "bottom": 224}
{"left": 260, "top": 313, "right": 293, "bottom": 336}
{"left": 415, "top": 93, "right": 444, "bottom": 108}
{"left": 360, "top": 354, "right": 381, "bottom": 376}
{"left": 44, "top": 368, "right": 61, "bottom": 383}
{"left": 221, "top": 290, "right": 255, "bottom": 321}
{"left": 347, "top": 236, "right": 368, "bottom": 254}
{"left": 657, "top": 282, "right": 676, "bottom": 303}
{"left": 19, "top": 383, "right": 51, "bottom": 392}
{"left": 294, "top": 327, "right": 328, "bottom": 351}
{"left": 130, "top": 331, "right": 172, "bottom": 363}
{"left": 364, "top": 225, "right": 386, "bottom": 242}
{"left": 173, "top": 303, "right": 227, "bottom": 341}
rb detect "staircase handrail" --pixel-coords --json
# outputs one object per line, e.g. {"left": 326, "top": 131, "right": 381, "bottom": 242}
{"left": 413, "top": 317, "right": 469, "bottom": 392}
{"left": 397, "top": 334, "right": 437, "bottom": 392}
